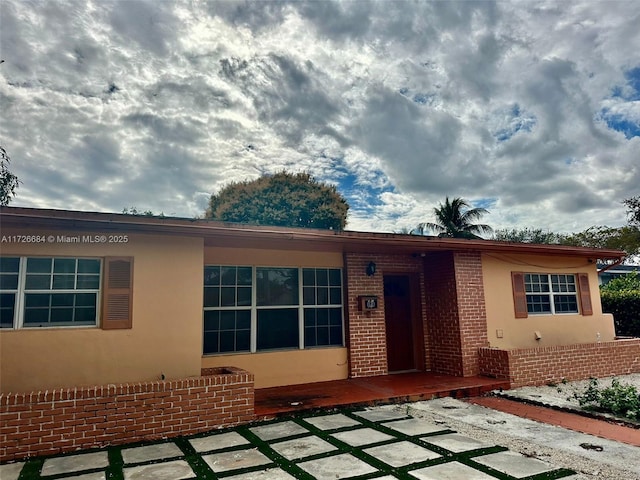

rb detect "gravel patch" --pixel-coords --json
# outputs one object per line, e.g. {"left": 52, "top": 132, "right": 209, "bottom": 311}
{"left": 500, "top": 373, "right": 640, "bottom": 426}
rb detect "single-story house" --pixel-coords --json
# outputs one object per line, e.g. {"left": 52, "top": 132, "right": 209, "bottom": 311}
{"left": 598, "top": 263, "right": 640, "bottom": 286}
{"left": 1, "top": 206, "right": 638, "bottom": 460}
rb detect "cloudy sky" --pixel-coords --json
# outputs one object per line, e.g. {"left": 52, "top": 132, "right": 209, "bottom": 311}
{"left": 1, "top": 0, "right": 639, "bottom": 234}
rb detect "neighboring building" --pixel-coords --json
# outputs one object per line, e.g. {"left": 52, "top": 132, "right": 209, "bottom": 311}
{"left": 2, "top": 206, "right": 639, "bottom": 461}
{"left": 1, "top": 206, "right": 635, "bottom": 393}
{"left": 598, "top": 263, "right": 640, "bottom": 286}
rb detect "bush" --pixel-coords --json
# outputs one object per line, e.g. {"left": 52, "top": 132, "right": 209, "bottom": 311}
{"left": 573, "top": 378, "right": 640, "bottom": 420}
{"left": 601, "top": 290, "right": 640, "bottom": 336}
{"left": 600, "top": 272, "right": 640, "bottom": 337}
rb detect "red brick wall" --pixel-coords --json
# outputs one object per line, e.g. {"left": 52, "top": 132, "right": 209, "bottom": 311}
{"left": 345, "top": 253, "right": 428, "bottom": 377}
{"left": 424, "top": 252, "right": 463, "bottom": 376}
{"left": 424, "top": 251, "right": 488, "bottom": 376}
{"left": 0, "top": 367, "right": 254, "bottom": 462}
{"left": 479, "top": 339, "right": 640, "bottom": 388}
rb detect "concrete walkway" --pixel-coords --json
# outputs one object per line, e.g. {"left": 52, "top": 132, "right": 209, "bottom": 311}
{"left": 0, "top": 404, "right": 582, "bottom": 480}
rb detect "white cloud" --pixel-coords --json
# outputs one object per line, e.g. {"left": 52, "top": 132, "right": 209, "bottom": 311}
{"left": 0, "top": 0, "right": 638, "bottom": 233}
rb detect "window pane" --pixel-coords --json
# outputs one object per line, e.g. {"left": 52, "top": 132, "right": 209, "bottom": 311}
{"left": 204, "top": 310, "right": 220, "bottom": 330}
{"left": 317, "top": 287, "right": 329, "bottom": 305}
{"left": 53, "top": 275, "right": 75, "bottom": 289}
{"left": 219, "top": 331, "right": 236, "bottom": 352}
{"left": 303, "top": 287, "right": 315, "bottom": 305}
{"left": 220, "top": 287, "right": 236, "bottom": 307}
{"left": 24, "top": 308, "right": 49, "bottom": 324}
{"left": 204, "top": 266, "right": 220, "bottom": 286}
{"left": 0, "top": 293, "right": 15, "bottom": 328}
{"left": 78, "top": 259, "right": 100, "bottom": 274}
{"left": 329, "top": 326, "right": 343, "bottom": 345}
{"left": 50, "top": 308, "right": 73, "bottom": 323}
{"left": 316, "top": 308, "right": 329, "bottom": 326}
{"left": 221, "top": 266, "right": 237, "bottom": 285}
{"left": 25, "top": 275, "right": 51, "bottom": 290}
{"left": 204, "top": 287, "right": 220, "bottom": 307}
{"left": 237, "top": 287, "right": 251, "bottom": 306}
{"left": 0, "top": 257, "right": 20, "bottom": 272}
{"left": 75, "top": 293, "right": 96, "bottom": 307}
{"left": 74, "top": 307, "right": 97, "bottom": 323}
{"left": 329, "top": 308, "right": 342, "bottom": 326}
{"left": 0, "top": 274, "right": 18, "bottom": 290}
{"left": 329, "top": 269, "right": 341, "bottom": 286}
{"left": 203, "top": 332, "right": 219, "bottom": 354}
{"left": 302, "top": 268, "right": 315, "bottom": 286}
{"left": 220, "top": 310, "right": 236, "bottom": 330}
{"left": 317, "top": 326, "right": 329, "bottom": 345}
{"left": 236, "top": 329, "right": 250, "bottom": 351}
{"left": 54, "top": 258, "right": 76, "bottom": 273}
{"left": 27, "top": 258, "right": 52, "bottom": 273}
{"left": 316, "top": 269, "right": 328, "bottom": 286}
{"left": 237, "top": 267, "right": 252, "bottom": 286}
{"left": 237, "top": 310, "right": 251, "bottom": 329}
{"left": 77, "top": 275, "right": 100, "bottom": 289}
{"left": 25, "top": 293, "right": 50, "bottom": 308}
{"left": 329, "top": 287, "right": 341, "bottom": 305}
{"left": 51, "top": 293, "right": 74, "bottom": 307}
{"left": 257, "top": 308, "right": 299, "bottom": 350}
{"left": 256, "top": 268, "right": 298, "bottom": 306}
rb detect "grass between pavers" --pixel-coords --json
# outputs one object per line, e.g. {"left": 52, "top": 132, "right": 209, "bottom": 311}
{"left": 11, "top": 406, "right": 577, "bottom": 480}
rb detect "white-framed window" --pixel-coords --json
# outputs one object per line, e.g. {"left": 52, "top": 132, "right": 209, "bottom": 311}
{"left": 203, "top": 265, "right": 344, "bottom": 355}
{"left": 0, "top": 256, "right": 102, "bottom": 328}
{"left": 524, "top": 273, "right": 578, "bottom": 314}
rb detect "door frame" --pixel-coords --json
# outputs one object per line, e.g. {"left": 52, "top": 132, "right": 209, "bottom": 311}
{"left": 383, "top": 272, "right": 425, "bottom": 373}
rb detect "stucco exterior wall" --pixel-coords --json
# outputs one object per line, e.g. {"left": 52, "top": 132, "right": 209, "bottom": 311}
{"left": 202, "top": 246, "right": 347, "bottom": 388}
{"left": 0, "top": 229, "right": 204, "bottom": 393}
{"left": 481, "top": 253, "right": 615, "bottom": 349}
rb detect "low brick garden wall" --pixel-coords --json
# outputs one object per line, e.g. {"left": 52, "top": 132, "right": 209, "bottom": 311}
{"left": 0, "top": 367, "right": 254, "bottom": 462}
{"left": 479, "top": 339, "right": 640, "bottom": 388}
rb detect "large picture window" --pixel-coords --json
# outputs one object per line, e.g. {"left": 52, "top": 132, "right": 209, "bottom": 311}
{"left": 203, "top": 265, "right": 344, "bottom": 355}
{"left": 0, "top": 257, "right": 102, "bottom": 328}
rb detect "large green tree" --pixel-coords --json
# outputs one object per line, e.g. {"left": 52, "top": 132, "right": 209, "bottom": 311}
{"left": 207, "top": 171, "right": 349, "bottom": 230}
{"left": 0, "top": 145, "right": 20, "bottom": 206}
{"left": 417, "top": 197, "right": 493, "bottom": 239}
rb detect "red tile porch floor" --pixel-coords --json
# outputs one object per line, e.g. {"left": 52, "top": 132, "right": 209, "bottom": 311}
{"left": 255, "top": 371, "right": 510, "bottom": 417}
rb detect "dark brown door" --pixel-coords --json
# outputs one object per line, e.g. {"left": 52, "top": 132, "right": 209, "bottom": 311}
{"left": 384, "top": 275, "right": 415, "bottom": 372}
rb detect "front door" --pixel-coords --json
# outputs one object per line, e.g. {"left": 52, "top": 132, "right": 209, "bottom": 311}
{"left": 384, "top": 274, "right": 416, "bottom": 372}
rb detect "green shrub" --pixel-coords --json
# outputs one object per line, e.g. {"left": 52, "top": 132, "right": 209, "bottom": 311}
{"left": 601, "top": 290, "right": 640, "bottom": 336}
{"left": 573, "top": 378, "right": 640, "bottom": 420}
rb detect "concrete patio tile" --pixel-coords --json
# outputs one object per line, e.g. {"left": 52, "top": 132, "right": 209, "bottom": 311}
{"left": 189, "top": 431, "right": 250, "bottom": 453}
{"left": 298, "top": 453, "right": 378, "bottom": 480}
{"left": 123, "top": 459, "right": 194, "bottom": 480}
{"left": 473, "top": 450, "right": 556, "bottom": 478}
{"left": 0, "top": 462, "right": 24, "bottom": 480}
{"left": 303, "top": 413, "right": 362, "bottom": 430}
{"left": 62, "top": 472, "right": 107, "bottom": 480}
{"left": 331, "top": 427, "right": 395, "bottom": 446}
{"left": 250, "top": 421, "right": 309, "bottom": 441}
{"left": 384, "top": 418, "right": 447, "bottom": 436}
{"left": 270, "top": 435, "right": 337, "bottom": 460}
{"left": 225, "top": 468, "right": 296, "bottom": 479}
{"left": 364, "top": 441, "right": 440, "bottom": 467}
{"left": 41, "top": 451, "right": 109, "bottom": 476}
{"left": 121, "top": 442, "right": 183, "bottom": 464}
{"left": 353, "top": 407, "right": 408, "bottom": 422}
{"left": 421, "top": 433, "right": 491, "bottom": 452}
{"left": 409, "top": 461, "right": 496, "bottom": 479}
{"left": 202, "top": 448, "right": 272, "bottom": 473}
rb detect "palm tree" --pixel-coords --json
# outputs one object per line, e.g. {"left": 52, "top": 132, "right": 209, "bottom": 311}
{"left": 417, "top": 197, "right": 493, "bottom": 239}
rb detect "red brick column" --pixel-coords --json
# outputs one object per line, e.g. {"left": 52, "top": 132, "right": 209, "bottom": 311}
{"left": 424, "top": 251, "right": 488, "bottom": 377}
{"left": 454, "top": 251, "right": 489, "bottom": 376}
{"left": 0, "top": 367, "right": 254, "bottom": 462}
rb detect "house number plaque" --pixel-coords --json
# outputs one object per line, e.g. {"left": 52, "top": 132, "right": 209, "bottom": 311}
{"left": 358, "top": 295, "right": 379, "bottom": 311}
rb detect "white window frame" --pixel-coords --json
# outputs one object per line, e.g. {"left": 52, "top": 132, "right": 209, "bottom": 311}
{"left": 524, "top": 273, "right": 579, "bottom": 315}
{"left": 202, "top": 265, "right": 345, "bottom": 355}
{"left": 0, "top": 256, "right": 102, "bottom": 329}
